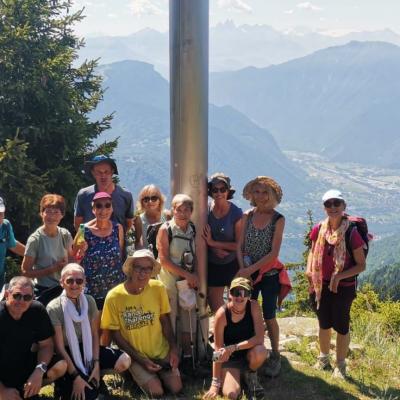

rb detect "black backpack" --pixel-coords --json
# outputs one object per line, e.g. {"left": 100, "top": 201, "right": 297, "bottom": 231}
{"left": 147, "top": 221, "right": 196, "bottom": 259}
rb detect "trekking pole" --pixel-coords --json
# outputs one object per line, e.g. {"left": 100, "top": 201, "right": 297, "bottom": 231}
{"left": 188, "top": 308, "right": 196, "bottom": 370}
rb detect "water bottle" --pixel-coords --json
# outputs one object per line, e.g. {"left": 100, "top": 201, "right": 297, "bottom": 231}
{"left": 74, "top": 224, "right": 85, "bottom": 247}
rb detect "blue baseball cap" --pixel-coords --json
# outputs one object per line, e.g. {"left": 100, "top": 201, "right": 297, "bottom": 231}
{"left": 84, "top": 154, "right": 118, "bottom": 175}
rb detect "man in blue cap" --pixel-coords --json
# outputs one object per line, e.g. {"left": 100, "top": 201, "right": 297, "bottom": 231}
{"left": 0, "top": 197, "right": 25, "bottom": 293}
{"left": 74, "top": 155, "right": 134, "bottom": 232}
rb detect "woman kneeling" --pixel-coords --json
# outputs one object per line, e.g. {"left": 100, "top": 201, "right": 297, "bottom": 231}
{"left": 47, "top": 264, "right": 131, "bottom": 400}
{"left": 204, "top": 278, "right": 268, "bottom": 400}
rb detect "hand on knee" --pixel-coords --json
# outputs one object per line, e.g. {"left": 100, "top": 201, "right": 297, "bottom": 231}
{"left": 114, "top": 352, "right": 131, "bottom": 373}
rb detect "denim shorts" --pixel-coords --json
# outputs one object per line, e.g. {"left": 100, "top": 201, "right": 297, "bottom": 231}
{"left": 251, "top": 273, "right": 280, "bottom": 320}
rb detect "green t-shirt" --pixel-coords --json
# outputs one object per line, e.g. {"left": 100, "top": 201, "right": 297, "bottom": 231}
{"left": 47, "top": 294, "right": 98, "bottom": 344}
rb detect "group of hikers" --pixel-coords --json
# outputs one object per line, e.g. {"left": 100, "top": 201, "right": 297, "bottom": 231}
{"left": 0, "top": 155, "right": 367, "bottom": 399}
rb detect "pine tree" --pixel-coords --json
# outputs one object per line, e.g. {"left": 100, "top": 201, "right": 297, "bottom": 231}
{"left": 0, "top": 0, "right": 116, "bottom": 238}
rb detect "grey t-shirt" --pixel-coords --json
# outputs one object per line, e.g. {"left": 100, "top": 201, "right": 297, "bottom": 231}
{"left": 74, "top": 184, "right": 134, "bottom": 230}
{"left": 208, "top": 202, "right": 243, "bottom": 264}
{"left": 47, "top": 294, "right": 98, "bottom": 344}
{"left": 25, "top": 227, "right": 72, "bottom": 288}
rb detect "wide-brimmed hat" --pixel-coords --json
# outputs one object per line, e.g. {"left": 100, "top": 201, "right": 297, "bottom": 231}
{"left": 322, "top": 189, "right": 345, "bottom": 203}
{"left": 84, "top": 155, "right": 118, "bottom": 175}
{"left": 229, "top": 277, "right": 252, "bottom": 292}
{"left": 207, "top": 172, "right": 235, "bottom": 199}
{"left": 0, "top": 197, "right": 5, "bottom": 213}
{"left": 242, "top": 176, "right": 283, "bottom": 204}
{"left": 122, "top": 249, "right": 161, "bottom": 277}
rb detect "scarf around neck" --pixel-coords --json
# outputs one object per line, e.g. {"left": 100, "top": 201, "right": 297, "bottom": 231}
{"left": 61, "top": 290, "right": 93, "bottom": 375}
{"left": 310, "top": 217, "right": 349, "bottom": 308}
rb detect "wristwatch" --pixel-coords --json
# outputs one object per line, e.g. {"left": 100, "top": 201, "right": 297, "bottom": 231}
{"left": 35, "top": 362, "right": 48, "bottom": 373}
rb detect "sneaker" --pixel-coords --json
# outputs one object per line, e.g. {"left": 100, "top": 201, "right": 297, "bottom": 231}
{"left": 243, "top": 370, "right": 265, "bottom": 399}
{"left": 264, "top": 353, "right": 281, "bottom": 377}
{"left": 313, "top": 355, "right": 332, "bottom": 371}
{"left": 332, "top": 362, "right": 347, "bottom": 380}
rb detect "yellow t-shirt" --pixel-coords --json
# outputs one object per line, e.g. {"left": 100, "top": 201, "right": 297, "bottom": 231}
{"left": 101, "top": 280, "right": 171, "bottom": 359}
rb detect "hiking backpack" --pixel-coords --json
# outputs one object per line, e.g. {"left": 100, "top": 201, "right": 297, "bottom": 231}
{"left": 147, "top": 221, "right": 196, "bottom": 260}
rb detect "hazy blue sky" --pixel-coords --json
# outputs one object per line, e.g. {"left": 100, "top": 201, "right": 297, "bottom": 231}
{"left": 72, "top": 0, "right": 400, "bottom": 37}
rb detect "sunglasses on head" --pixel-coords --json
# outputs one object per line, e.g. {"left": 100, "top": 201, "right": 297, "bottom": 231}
{"left": 65, "top": 278, "right": 84, "bottom": 286}
{"left": 12, "top": 293, "right": 33, "bottom": 302}
{"left": 143, "top": 196, "right": 159, "bottom": 203}
{"left": 94, "top": 202, "right": 112, "bottom": 209}
{"left": 134, "top": 266, "right": 153, "bottom": 274}
{"left": 211, "top": 187, "right": 227, "bottom": 194}
{"left": 230, "top": 288, "right": 251, "bottom": 298}
{"left": 324, "top": 199, "right": 343, "bottom": 208}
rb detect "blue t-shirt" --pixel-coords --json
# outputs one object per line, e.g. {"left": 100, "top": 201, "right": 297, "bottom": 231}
{"left": 0, "top": 220, "right": 17, "bottom": 274}
{"left": 74, "top": 184, "right": 134, "bottom": 230}
{"left": 208, "top": 202, "right": 243, "bottom": 264}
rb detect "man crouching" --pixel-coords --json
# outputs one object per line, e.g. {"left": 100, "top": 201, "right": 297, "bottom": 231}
{"left": 101, "top": 249, "right": 182, "bottom": 398}
{"left": 0, "top": 276, "right": 67, "bottom": 400}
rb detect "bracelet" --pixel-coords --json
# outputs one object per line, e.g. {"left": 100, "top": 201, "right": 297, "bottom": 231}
{"left": 234, "top": 343, "right": 239, "bottom": 352}
{"left": 211, "top": 377, "right": 221, "bottom": 388}
{"left": 70, "top": 370, "right": 79, "bottom": 380}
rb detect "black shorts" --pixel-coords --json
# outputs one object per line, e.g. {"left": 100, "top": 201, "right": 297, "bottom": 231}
{"left": 222, "top": 350, "right": 248, "bottom": 369}
{"left": 208, "top": 259, "right": 239, "bottom": 287}
{"left": 312, "top": 284, "right": 356, "bottom": 335}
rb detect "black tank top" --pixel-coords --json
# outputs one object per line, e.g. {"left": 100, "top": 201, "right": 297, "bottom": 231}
{"left": 223, "top": 300, "right": 255, "bottom": 360}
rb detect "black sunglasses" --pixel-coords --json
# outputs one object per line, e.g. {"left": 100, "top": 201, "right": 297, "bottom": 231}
{"left": 230, "top": 288, "right": 251, "bottom": 298}
{"left": 143, "top": 196, "right": 159, "bottom": 203}
{"left": 134, "top": 266, "right": 153, "bottom": 274}
{"left": 95, "top": 202, "right": 112, "bottom": 209}
{"left": 12, "top": 293, "right": 33, "bottom": 302}
{"left": 211, "top": 187, "right": 227, "bottom": 194}
{"left": 65, "top": 278, "right": 84, "bottom": 286}
{"left": 324, "top": 199, "right": 343, "bottom": 208}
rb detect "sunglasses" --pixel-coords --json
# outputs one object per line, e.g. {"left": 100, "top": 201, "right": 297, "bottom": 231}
{"left": 143, "top": 196, "right": 159, "bottom": 203}
{"left": 230, "top": 288, "right": 251, "bottom": 298}
{"left": 12, "top": 293, "right": 33, "bottom": 302}
{"left": 65, "top": 278, "right": 84, "bottom": 286}
{"left": 211, "top": 187, "right": 228, "bottom": 194}
{"left": 134, "top": 266, "right": 153, "bottom": 274}
{"left": 94, "top": 202, "right": 112, "bottom": 209}
{"left": 324, "top": 199, "right": 343, "bottom": 208}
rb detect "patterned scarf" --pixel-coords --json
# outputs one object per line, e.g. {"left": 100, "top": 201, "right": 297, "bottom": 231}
{"left": 310, "top": 217, "right": 349, "bottom": 309}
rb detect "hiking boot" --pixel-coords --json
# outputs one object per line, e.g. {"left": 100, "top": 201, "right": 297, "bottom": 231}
{"left": 313, "top": 355, "right": 332, "bottom": 371}
{"left": 264, "top": 353, "right": 281, "bottom": 377}
{"left": 332, "top": 361, "right": 347, "bottom": 380}
{"left": 243, "top": 370, "right": 265, "bottom": 399}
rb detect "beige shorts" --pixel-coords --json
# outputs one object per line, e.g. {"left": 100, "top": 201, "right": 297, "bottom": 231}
{"left": 129, "top": 358, "right": 180, "bottom": 387}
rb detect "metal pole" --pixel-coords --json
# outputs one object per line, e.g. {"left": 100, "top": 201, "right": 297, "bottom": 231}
{"left": 170, "top": 0, "right": 209, "bottom": 348}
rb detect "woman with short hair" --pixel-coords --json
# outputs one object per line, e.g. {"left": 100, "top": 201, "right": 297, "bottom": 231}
{"left": 203, "top": 173, "right": 242, "bottom": 313}
{"left": 306, "top": 189, "right": 366, "bottom": 379}
{"left": 47, "top": 263, "right": 130, "bottom": 400}
{"left": 73, "top": 191, "right": 125, "bottom": 310}
{"left": 21, "top": 194, "right": 73, "bottom": 305}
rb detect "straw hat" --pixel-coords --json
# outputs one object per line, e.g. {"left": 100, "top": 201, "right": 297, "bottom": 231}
{"left": 242, "top": 176, "right": 283, "bottom": 204}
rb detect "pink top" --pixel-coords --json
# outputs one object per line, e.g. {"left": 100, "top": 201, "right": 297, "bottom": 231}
{"left": 310, "top": 224, "right": 365, "bottom": 286}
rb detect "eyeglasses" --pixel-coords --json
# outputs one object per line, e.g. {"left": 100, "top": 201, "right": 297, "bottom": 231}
{"left": 12, "top": 293, "right": 34, "bottom": 302}
{"left": 324, "top": 199, "right": 343, "bottom": 208}
{"left": 133, "top": 266, "right": 153, "bottom": 274}
{"left": 143, "top": 196, "right": 159, "bottom": 203}
{"left": 211, "top": 187, "right": 227, "bottom": 194}
{"left": 94, "top": 202, "right": 112, "bottom": 209}
{"left": 65, "top": 278, "right": 84, "bottom": 286}
{"left": 229, "top": 288, "right": 251, "bottom": 298}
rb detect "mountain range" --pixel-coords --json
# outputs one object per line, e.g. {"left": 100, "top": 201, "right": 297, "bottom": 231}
{"left": 210, "top": 41, "right": 400, "bottom": 168}
{"left": 79, "top": 21, "right": 400, "bottom": 77}
{"left": 91, "top": 60, "right": 307, "bottom": 202}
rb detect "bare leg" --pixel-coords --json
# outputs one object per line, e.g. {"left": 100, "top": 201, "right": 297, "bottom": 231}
{"left": 208, "top": 287, "right": 225, "bottom": 314}
{"left": 160, "top": 370, "right": 183, "bottom": 394}
{"left": 221, "top": 368, "right": 241, "bottom": 400}
{"left": 142, "top": 377, "right": 164, "bottom": 398}
{"left": 319, "top": 327, "right": 332, "bottom": 355}
{"left": 114, "top": 352, "right": 131, "bottom": 373}
{"left": 336, "top": 332, "right": 350, "bottom": 362}
{"left": 45, "top": 360, "right": 67, "bottom": 384}
{"left": 247, "top": 345, "right": 269, "bottom": 371}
